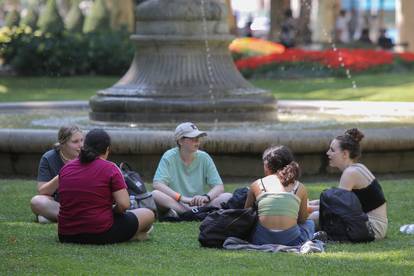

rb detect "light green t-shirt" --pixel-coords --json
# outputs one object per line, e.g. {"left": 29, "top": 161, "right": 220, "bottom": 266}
{"left": 153, "top": 147, "right": 223, "bottom": 197}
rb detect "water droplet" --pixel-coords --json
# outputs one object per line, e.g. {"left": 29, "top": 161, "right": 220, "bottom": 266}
{"left": 352, "top": 81, "right": 357, "bottom": 89}
{"left": 200, "top": 0, "right": 216, "bottom": 111}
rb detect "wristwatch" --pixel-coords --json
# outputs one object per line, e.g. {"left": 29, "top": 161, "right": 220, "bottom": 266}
{"left": 203, "top": 194, "right": 211, "bottom": 202}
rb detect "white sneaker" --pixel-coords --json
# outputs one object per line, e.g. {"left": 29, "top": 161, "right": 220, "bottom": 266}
{"left": 400, "top": 224, "right": 414, "bottom": 234}
{"left": 164, "top": 208, "right": 179, "bottom": 218}
{"left": 137, "top": 225, "right": 154, "bottom": 241}
{"left": 146, "top": 225, "right": 154, "bottom": 235}
{"left": 37, "top": 215, "right": 52, "bottom": 224}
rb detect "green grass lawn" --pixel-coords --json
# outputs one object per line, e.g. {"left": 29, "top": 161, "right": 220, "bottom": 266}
{"left": 1, "top": 179, "right": 413, "bottom": 275}
{"left": 1, "top": 72, "right": 414, "bottom": 102}
{"left": 254, "top": 71, "right": 414, "bottom": 101}
{"left": 0, "top": 76, "right": 118, "bottom": 102}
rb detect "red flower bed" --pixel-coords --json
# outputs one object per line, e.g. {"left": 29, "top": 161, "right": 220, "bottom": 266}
{"left": 235, "top": 48, "right": 405, "bottom": 73}
{"left": 396, "top": 52, "right": 414, "bottom": 62}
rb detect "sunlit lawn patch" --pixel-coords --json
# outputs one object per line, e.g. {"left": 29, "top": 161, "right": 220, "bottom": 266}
{"left": 1, "top": 73, "right": 414, "bottom": 102}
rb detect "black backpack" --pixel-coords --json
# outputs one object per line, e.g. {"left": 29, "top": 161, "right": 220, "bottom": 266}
{"left": 221, "top": 187, "right": 249, "bottom": 209}
{"left": 319, "top": 188, "right": 375, "bottom": 243}
{"left": 119, "top": 162, "right": 157, "bottom": 213}
{"left": 160, "top": 206, "right": 219, "bottom": 222}
{"left": 199, "top": 207, "right": 257, "bottom": 248}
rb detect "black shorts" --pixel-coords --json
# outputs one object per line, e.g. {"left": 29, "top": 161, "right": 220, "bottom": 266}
{"left": 59, "top": 212, "right": 139, "bottom": 245}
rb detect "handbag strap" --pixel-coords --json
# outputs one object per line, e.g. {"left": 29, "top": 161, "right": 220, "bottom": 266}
{"left": 292, "top": 181, "right": 300, "bottom": 194}
{"left": 119, "top": 162, "right": 132, "bottom": 172}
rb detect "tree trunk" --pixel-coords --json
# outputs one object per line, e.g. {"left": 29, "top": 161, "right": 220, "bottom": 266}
{"left": 297, "top": 0, "right": 312, "bottom": 44}
{"left": 224, "top": 0, "right": 236, "bottom": 35}
{"left": 106, "top": 0, "right": 135, "bottom": 32}
{"left": 57, "top": 0, "right": 71, "bottom": 17}
{"left": 397, "top": 0, "right": 414, "bottom": 52}
{"left": 269, "top": 0, "right": 290, "bottom": 42}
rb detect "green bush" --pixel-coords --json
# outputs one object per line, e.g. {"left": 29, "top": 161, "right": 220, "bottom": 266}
{"left": 0, "top": 26, "right": 134, "bottom": 76}
{"left": 20, "top": 6, "right": 38, "bottom": 29}
{"left": 64, "top": 0, "right": 84, "bottom": 32}
{"left": 0, "top": 27, "right": 85, "bottom": 76}
{"left": 84, "top": 29, "right": 135, "bottom": 75}
{"left": 5, "top": 9, "right": 20, "bottom": 27}
{"left": 37, "top": 0, "right": 64, "bottom": 34}
{"left": 83, "top": 0, "right": 110, "bottom": 33}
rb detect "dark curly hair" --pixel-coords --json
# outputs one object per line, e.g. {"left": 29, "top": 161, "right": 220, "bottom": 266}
{"left": 262, "top": 145, "right": 301, "bottom": 186}
{"left": 335, "top": 128, "right": 365, "bottom": 159}
{"left": 79, "top": 129, "right": 111, "bottom": 164}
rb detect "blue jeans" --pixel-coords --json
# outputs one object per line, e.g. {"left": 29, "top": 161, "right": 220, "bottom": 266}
{"left": 250, "top": 219, "right": 315, "bottom": 246}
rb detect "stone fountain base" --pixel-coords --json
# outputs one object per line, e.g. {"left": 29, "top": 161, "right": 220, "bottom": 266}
{"left": 2, "top": 127, "right": 414, "bottom": 180}
{"left": 89, "top": 95, "right": 278, "bottom": 123}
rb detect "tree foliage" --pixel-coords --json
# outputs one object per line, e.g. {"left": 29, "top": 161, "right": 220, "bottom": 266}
{"left": 20, "top": 6, "right": 38, "bottom": 29}
{"left": 5, "top": 9, "right": 20, "bottom": 27}
{"left": 64, "top": 0, "right": 84, "bottom": 32}
{"left": 83, "top": 0, "right": 110, "bottom": 33}
{"left": 37, "top": 0, "right": 65, "bottom": 34}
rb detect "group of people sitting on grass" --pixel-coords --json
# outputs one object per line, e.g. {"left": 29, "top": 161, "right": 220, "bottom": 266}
{"left": 30, "top": 122, "right": 387, "bottom": 246}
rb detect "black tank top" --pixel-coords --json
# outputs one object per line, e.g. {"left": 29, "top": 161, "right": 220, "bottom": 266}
{"left": 352, "top": 179, "right": 386, "bottom": 213}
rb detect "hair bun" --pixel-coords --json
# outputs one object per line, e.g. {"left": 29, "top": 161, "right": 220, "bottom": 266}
{"left": 345, "top": 128, "right": 364, "bottom": 143}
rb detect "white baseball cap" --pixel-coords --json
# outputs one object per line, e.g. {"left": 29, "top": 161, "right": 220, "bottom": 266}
{"left": 174, "top": 122, "right": 207, "bottom": 141}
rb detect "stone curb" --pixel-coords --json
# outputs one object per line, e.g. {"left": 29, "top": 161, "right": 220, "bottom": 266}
{"left": 1, "top": 127, "right": 413, "bottom": 154}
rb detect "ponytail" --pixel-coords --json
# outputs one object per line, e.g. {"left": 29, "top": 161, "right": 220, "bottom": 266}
{"left": 79, "top": 147, "right": 100, "bottom": 164}
{"left": 276, "top": 161, "right": 300, "bottom": 187}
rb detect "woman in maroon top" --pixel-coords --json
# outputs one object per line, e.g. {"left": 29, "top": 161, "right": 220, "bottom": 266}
{"left": 58, "top": 129, "right": 154, "bottom": 244}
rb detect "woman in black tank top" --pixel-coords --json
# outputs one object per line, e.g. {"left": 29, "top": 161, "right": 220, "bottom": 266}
{"left": 309, "top": 128, "right": 387, "bottom": 240}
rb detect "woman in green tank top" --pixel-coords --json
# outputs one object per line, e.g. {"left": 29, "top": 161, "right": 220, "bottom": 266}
{"left": 245, "top": 145, "right": 315, "bottom": 246}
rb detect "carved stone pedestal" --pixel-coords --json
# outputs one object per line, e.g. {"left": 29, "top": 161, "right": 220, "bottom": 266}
{"left": 89, "top": 0, "right": 277, "bottom": 123}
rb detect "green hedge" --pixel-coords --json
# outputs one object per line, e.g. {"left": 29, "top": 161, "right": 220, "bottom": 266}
{"left": 0, "top": 26, "right": 134, "bottom": 76}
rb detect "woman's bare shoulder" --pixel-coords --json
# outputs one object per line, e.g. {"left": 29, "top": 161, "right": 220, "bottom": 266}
{"left": 295, "top": 181, "right": 308, "bottom": 197}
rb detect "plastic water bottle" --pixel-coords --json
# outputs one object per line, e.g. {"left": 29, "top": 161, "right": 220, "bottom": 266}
{"left": 400, "top": 224, "right": 414, "bottom": 234}
{"left": 129, "top": 195, "right": 138, "bottom": 210}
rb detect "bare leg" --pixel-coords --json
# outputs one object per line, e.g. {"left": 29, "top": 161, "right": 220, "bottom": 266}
{"left": 207, "top": 192, "right": 232, "bottom": 208}
{"left": 30, "top": 195, "right": 60, "bottom": 222}
{"left": 152, "top": 190, "right": 190, "bottom": 214}
{"left": 128, "top": 208, "right": 155, "bottom": 241}
{"left": 309, "top": 210, "right": 320, "bottom": 230}
{"left": 308, "top": 199, "right": 320, "bottom": 212}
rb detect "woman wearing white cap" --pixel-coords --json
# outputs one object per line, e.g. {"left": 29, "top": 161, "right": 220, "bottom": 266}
{"left": 152, "top": 122, "right": 232, "bottom": 217}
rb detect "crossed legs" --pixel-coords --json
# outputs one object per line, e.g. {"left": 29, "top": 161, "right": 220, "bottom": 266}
{"left": 152, "top": 190, "right": 232, "bottom": 214}
{"left": 128, "top": 208, "right": 155, "bottom": 241}
{"left": 30, "top": 195, "right": 60, "bottom": 222}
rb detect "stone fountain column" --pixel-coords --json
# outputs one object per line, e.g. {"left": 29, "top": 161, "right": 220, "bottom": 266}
{"left": 89, "top": 0, "right": 277, "bottom": 123}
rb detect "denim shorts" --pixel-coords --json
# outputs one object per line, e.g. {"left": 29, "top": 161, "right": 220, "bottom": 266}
{"left": 251, "top": 219, "right": 315, "bottom": 246}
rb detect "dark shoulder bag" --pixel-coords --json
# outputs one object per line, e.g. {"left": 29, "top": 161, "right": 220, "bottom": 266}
{"left": 319, "top": 187, "right": 375, "bottom": 243}
{"left": 221, "top": 187, "right": 249, "bottom": 209}
{"left": 119, "top": 162, "right": 157, "bottom": 213}
{"left": 198, "top": 207, "right": 257, "bottom": 248}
